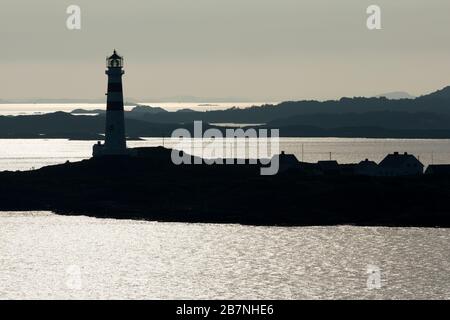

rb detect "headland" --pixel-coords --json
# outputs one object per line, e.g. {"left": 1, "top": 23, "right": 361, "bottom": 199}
{"left": 1, "top": 146, "right": 449, "bottom": 227}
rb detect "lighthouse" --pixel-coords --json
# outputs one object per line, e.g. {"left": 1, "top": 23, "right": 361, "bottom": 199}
{"left": 93, "top": 50, "right": 128, "bottom": 157}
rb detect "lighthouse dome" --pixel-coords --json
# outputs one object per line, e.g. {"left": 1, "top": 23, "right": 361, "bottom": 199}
{"left": 107, "top": 50, "right": 123, "bottom": 68}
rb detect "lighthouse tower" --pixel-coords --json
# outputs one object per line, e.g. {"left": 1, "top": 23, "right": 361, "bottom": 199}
{"left": 93, "top": 50, "right": 127, "bottom": 157}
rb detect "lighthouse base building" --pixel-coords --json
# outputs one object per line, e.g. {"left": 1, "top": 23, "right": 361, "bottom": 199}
{"left": 93, "top": 50, "right": 129, "bottom": 157}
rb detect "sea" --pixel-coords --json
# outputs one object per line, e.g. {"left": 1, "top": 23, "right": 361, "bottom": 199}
{"left": 0, "top": 213, "right": 449, "bottom": 300}
{"left": 0, "top": 104, "right": 449, "bottom": 299}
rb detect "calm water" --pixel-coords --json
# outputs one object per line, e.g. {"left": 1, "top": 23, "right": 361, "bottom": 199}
{"left": 0, "top": 212, "right": 448, "bottom": 300}
{"left": 1, "top": 138, "right": 449, "bottom": 299}
{"left": 0, "top": 138, "right": 450, "bottom": 171}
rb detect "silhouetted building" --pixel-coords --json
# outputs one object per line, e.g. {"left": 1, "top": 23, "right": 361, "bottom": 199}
{"left": 425, "top": 164, "right": 450, "bottom": 175}
{"left": 93, "top": 50, "right": 128, "bottom": 157}
{"left": 355, "top": 159, "right": 379, "bottom": 176}
{"left": 317, "top": 160, "right": 340, "bottom": 175}
{"left": 378, "top": 152, "right": 423, "bottom": 176}
{"left": 278, "top": 151, "right": 300, "bottom": 172}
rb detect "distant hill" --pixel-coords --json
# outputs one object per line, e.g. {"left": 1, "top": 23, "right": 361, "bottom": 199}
{"left": 71, "top": 105, "right": 169, "bottom": 115}
{"left": 71, "top": 109, "right": 105, "bottom": 114}
{"left": 2, "top": 111, "right": 450, "bottom": 139}
{"left": 268, "top": 111, "right": 450, "bottom": 130}
{"left": 375, "top": 92, "right": 415, "bottom": 100}
{"left": 0, "top": 112, "right": 224, "bottom": 139}
{"left": 130, "top": 105, "right": 168, "bottom": 114}
{"left": 4, "top": 85, "right": 450, "bottom": 139}
{"left": 61, "top": 85, "right": 450, "bottom": 137}
{"left": 126, "top": 97, "right": 450, "bottom": 125}
{"left": 418, "top": 86, "right": 450, "bottom": 101}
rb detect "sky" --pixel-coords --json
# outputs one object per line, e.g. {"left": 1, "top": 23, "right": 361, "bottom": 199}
{"left": 1, "top": 0, "right": 450, "bottom": 101}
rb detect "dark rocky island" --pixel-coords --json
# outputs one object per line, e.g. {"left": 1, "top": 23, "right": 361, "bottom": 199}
{"left": 1, "top": 147, "right": 449, "bottom": 228}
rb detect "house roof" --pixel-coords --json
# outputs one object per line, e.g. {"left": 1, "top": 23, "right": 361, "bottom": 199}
{"left": 279, "top": 152, "right": 299, "bottom": 164}
{"left": 358, "top": 159, "right": 377, "bottom": 166}
{"left": 379, "top": 152, "right": 423, "bottom": 168}
{"left": 317, "top": 160, "right": 339, "bottom": 170}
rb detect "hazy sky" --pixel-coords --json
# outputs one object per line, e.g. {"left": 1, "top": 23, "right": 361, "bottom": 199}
{"left": 1, "top": 0, "right": 450, "bottom": 101}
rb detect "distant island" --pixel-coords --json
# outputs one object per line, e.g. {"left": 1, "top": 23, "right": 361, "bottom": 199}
{"left": 2, "top": 86, "right": 450, "bottom": 139}
{"left": 374, "top": 91, "right": 416, "bottom": 100}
